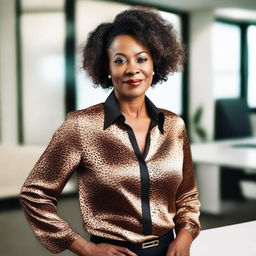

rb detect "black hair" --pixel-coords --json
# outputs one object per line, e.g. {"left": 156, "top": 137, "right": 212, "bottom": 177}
{"left": 82, "top": 7, "right": 185, "bottom": 88}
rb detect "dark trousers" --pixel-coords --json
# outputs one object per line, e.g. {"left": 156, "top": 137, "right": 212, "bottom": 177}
{"left": 90, "top": 230, "right": 174, "bottom": 256}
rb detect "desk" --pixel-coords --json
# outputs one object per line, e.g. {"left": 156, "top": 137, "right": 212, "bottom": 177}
{"left": 190, "top": 221, "right": 256, "bottom": 256}
{"left": 191, "top": 137, "right": 256, "bottom": 214}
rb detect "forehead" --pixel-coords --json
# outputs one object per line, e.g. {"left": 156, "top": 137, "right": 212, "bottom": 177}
{"left": 108, "top": 34, "right": 150, "bottom": 56}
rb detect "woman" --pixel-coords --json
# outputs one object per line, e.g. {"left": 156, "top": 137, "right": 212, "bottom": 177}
{"left": 19, "top": 7, "right": 200, "bottom": 256}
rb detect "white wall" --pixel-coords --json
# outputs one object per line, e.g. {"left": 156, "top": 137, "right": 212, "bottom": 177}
{"left": 189, "top": 10, "right": 215, "bottom": 142}
{"left": 0, "top": 0, "right": 18, "bottom": 145}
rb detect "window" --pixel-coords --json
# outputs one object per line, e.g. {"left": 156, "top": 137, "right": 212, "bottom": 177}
{"left": 213, "top": 22, "right": 241, "bottom": 99}
{"left": 20, "top": 0, "right": 65, "bottom": 144}
{"left": 247, "top": 25, "right": 256, "bottom": 108}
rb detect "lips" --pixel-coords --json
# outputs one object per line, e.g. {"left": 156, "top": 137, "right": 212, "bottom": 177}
{"left": 124, "top": 79, "right": 144, "bottom": 86}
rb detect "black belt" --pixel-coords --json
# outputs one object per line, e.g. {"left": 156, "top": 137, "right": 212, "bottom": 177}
{"left": 90, "top": 229, "right": 174, "bottom": 250}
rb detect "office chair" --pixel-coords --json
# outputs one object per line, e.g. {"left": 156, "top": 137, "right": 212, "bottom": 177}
{"left": 214, "top": 98, "right": 253, "bottom": 200}
{"left": 214, "top": 98, "right": 253, "bottom": 139}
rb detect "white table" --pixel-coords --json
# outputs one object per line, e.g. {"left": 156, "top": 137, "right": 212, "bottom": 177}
{"left": 191, "top": 220, "right": 256, "bottom": 256}
{"left": 191, "top": 137, "right": 256, "bottom": 214}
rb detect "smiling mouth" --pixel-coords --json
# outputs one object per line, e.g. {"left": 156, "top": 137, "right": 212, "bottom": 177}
{"left": 123, "top": 79, "right": 144, "bottom": 86}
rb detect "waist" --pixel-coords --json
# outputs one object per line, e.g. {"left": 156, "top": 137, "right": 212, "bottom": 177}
{"left": 90, "top": 229, "right": 174, "bottom": 250}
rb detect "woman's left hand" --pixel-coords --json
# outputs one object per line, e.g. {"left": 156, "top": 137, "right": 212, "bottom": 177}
{"left": 166, "top": 229, "right": 193, "bottom": 256}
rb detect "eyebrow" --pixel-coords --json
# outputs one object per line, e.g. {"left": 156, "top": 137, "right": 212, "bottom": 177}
{"left": 113, "top": 51, "right": 149, "bottom": 58}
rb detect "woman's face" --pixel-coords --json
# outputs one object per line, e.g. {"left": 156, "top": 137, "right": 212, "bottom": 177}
{"left": 108, "top": 34, "right": 154, "bottom": 99}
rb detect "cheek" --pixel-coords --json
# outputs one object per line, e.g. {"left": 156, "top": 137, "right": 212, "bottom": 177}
{"left": 109, "top": 68, "right": 123, "bottom": 86}
{"left": 143, "top": 65, "right": 154, "bottom": 86}
{"left": 109, "top": 63, "right": 120, "bottom": 76}
{"left": 112, "top": 72, "right": 123, "bottom": 83}
{"left": 112, "top": 77, "right": 121, "bottom": 86}
{"left": 144, "top": 66, "right": 154, "bottom": 79}
{"left": 143, "top": 62, "right": 154, "bottom": 75}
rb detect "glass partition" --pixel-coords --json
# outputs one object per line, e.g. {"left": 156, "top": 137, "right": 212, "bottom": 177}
{"left": 213, "top": 22, "right": 241, "bottom": 99}
{"left": 20, "top": 1, "right": 65, "bottom": 144}
{"left": 247, "top": 25, "right": 256, "bottom": 108}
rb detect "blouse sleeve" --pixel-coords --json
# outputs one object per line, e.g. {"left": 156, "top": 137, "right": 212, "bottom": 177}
{"left": 19, "top": 112, "right": 82, "bottom": 253}
{"left": 173, "top": 120, "right": 201, "bottom": 240}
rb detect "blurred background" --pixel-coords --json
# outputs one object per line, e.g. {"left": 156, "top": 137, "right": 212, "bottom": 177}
{"left": 0, "top": 0, "right": 256, "bottom": 255}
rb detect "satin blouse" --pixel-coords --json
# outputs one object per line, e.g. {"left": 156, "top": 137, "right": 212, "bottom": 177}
{"left": 19, "top": 89, "right": 201, "bottom": 253}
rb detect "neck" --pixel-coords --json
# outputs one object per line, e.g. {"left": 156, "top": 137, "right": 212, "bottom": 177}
{"left": 114, "top": 90, "right": 148, "bottom": 119}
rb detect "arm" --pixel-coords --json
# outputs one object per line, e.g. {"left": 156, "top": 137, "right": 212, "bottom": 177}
{"left": 167, "top": 120, "right": 201, "bottom": 256}
{"left": 19, "top": 112, "right": 82, "bottom": 254}
{"left": 68, "top": 237, "right": 138, "bottom": 256}
{"left": 173, "top": 120, "right": 201, "bottom": 239}
{"left": 19, "top": 113, "right": 137, "bottom": 256}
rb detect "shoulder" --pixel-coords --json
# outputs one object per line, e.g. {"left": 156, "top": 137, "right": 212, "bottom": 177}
{"left": 58, "top": 103, "right": 104, "bottom": 134}
{"left": 159, "top": 108, "right": 185, "bottom": 130}
{"left": 66, "top": 103, "right": 104, "bottom": 122}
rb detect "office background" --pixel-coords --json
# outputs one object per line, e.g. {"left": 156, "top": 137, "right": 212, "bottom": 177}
{"left": 1, "top": 0, "right": 256, "bottom": 146}
{"left": 0, "top": 0, "right": 256, "bottom": 255}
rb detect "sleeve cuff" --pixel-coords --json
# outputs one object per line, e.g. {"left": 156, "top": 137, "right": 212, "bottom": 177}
{"left": 45, "top": 231, "right": 82, "bottom": 254}
{"left": 175, "top": 222, "right": 201, "bottom": 240}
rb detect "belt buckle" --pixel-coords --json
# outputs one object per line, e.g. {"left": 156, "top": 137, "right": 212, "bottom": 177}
{"left": 142, "top": 239, "right": 159, "bottom": 249}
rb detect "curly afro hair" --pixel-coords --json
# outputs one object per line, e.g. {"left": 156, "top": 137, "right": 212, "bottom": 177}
{"left": 82, "top": 7, "right": 186, "bottom": 88}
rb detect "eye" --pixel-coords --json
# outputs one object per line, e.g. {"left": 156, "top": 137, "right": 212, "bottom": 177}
{"left": 137, "top": 57, "right": 148, "bottom": 63}
{"left": 113, "top": 58, "right": 127, "bottom": 64}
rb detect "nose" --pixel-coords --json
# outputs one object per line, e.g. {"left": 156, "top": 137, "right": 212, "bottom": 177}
{"left": 124, "top": 61, "right": 140, "bottom": 76}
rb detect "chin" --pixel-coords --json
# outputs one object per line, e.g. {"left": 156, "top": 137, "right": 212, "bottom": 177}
{"left": 114, "top": 81, "right": 151, "bottom": 99}
{"left": 123, "top": 87, "right": 148, "bottom": 98}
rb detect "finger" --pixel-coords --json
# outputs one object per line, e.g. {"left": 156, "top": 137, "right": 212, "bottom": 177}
{"left": 113, "top": 252, "right": 126, "bottom": 256}
{"left": 115, "top": 246, "right": 137, "bottom": 256}
{"left": 166, "top": 250, "right": 176, "bottom": 256}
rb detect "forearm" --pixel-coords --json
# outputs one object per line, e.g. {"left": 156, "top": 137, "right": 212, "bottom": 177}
{"left": 167, "top": 229, "right": 193, "bottom": 256}
{"left": 175, "top": 229, "right": 193, "bottom": 244}
{"left": 69, "top": 237, "right": 94, "bottom": 256}
{"left": 174, "top": 121, "right": 201, "bottom": 240}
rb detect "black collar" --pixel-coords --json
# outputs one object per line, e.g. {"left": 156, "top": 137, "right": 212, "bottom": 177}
{"left": 103, "top": 90, "right": 164, "bottom": 133}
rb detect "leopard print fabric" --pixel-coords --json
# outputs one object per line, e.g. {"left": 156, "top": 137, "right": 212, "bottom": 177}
{"left": 19, "top": 102, "right": 200, "bottom": 253}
